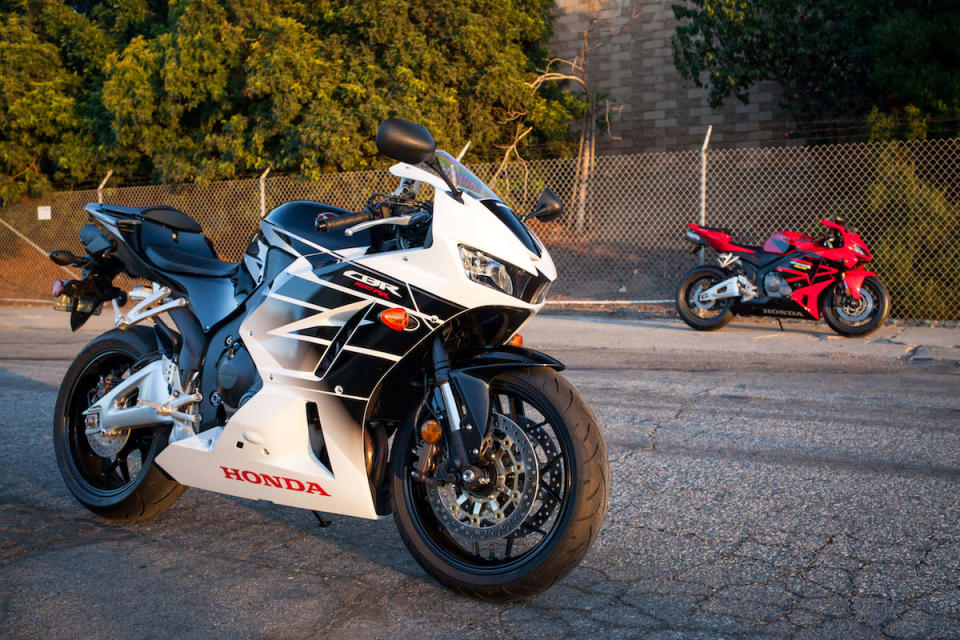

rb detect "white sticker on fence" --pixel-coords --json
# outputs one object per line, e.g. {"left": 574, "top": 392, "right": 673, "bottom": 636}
{"left": 37, "top": 206, "right": 51, "bottom": 221}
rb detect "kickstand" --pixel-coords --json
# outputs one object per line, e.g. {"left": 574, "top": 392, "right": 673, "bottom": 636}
{"left": 777, "top": 318, "right": 784, "bottom": 331}
{"left": 312, "top": 510, "right": 331, "bottom": 528}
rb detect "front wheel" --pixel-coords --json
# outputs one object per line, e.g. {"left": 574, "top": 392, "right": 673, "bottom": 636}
{"left": 391, "top": 367, "right": 609, "bottom": 601}
{"left": 822, "top": 276, "right": 891, "bottom": 337}
{"left": 676, "top": 265, "right": 735, "bottom": 331}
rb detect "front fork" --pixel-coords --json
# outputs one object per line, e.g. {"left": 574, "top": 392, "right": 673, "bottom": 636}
{"left": 429, "top": 338, "right": 488, "bottom": 490}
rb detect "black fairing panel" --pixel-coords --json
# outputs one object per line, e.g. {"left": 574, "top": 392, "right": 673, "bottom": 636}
{"left": 195, "top": 249, "right": 295, "bottom": 428}
{"left": 263, "top": 201, "right": 372, "bottom": 251}
{"left": 740, "top": 251, "right": 786, "bottom": 268}
{"left": 479, "top": 199, "right": 541, "bottom": 257}
{"left": 174, "top": 274, "right": 240, "bottom": 331}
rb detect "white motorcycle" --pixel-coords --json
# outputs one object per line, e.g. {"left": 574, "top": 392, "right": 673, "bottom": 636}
{"left": 48, "top": 119, "right": 609, "bottom": 600}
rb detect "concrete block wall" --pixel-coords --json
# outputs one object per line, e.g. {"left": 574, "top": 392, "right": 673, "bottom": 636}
{"left": 548, "top": 0, "right": 800, "bottom": 153}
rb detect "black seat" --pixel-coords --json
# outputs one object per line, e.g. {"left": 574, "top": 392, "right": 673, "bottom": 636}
{"left": 140, "top": 206, "right": 202, "bottom": 233}
{"left": 98, "top": 203, "right": 203, "bottom": 233}
{"left": 144, "top": 245, "right": 238, "bottom": 277}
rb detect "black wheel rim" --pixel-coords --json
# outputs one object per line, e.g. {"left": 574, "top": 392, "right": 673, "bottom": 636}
{"left": 62, "top": 349, "right": 159, "bottom": 498}
{"left": 686, "top": 274, "right": 729, "bottom": 319}
{"left": 402, "top": 378, "right": 574, "bottom": 574}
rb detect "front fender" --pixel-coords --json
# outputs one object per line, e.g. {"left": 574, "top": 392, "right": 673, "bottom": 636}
{"left": 448, "top": 346, "right": 565, "bottom": 452}
{"left": 842, "top": 268, "right": 877, "bottom": 301}
{"left": 451, "top": 345, "right": 565, "bottom": 374}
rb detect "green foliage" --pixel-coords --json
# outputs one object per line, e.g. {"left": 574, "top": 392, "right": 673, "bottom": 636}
{"left": 861, "top": 142, "right": 960, "bottom": 319}
{"left": 671, "top": 0, "right": 873, "bottom": 121}
{"left": 671, "top": 0, "right": 960, "bottom": 131}
{"left": 0, "top": 0, "right": 581, "bottom": 196}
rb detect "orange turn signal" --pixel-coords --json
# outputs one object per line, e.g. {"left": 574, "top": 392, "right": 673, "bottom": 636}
{"left": 420, "top": 419, "right": 442, "bottom": 444}
{"left": 379, "top": 307, "right": 409, "bottom": 331}
{"left": 509, "top": 333, "right": 523, "bottom": 347}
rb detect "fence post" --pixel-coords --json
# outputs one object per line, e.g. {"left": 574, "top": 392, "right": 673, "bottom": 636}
{"left": 97, "top": 170, "right": 113, "bottom": 204}
{"left": 699, "top": 125, "right": 712, "bottom": 265}
{"left": 259, "top": 167, "right": 271, "bottom": 218}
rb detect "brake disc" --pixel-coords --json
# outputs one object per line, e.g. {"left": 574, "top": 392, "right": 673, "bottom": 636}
{"left": 85, "top": 375, "right": 129, "bottom": 457}
{"left": 427, "top": 414, "right": 539, "bottom": 542}
{"left": 513, "top": 414, "right": 564, "bottom": 537}
{"left": 837, "top": 288, "right": 874, "bottom": 323}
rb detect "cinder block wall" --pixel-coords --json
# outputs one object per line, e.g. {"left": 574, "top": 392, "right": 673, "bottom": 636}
{"left": 549, "top": 0, "right": 800, "bottom": 153}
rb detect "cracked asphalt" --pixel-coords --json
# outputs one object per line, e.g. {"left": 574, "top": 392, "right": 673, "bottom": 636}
{"left": 2, "top": 310, "right": 959, "bottom": 639}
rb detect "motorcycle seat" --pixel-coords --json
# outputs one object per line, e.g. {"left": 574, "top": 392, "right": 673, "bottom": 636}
{"left": 144, "top": 244, "right": 238, "bottom": 277}
{"left": 698, "top": 225, "right": 732, "bottom": 235}
{"left": 99, "top": 203, "right": 203, "bottom": 234}
{"left": 131, "top": 208, "right": 237, "bottom": 278}
{"left": 139, "top": 206, "right": 203, "bottom": 233}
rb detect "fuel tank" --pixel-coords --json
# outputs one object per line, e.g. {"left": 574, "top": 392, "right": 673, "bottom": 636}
{"left": 242, "top": 201, "right": 374, "bottom": 283}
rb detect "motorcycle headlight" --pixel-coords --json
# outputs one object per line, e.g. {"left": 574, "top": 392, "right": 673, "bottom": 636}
{"left": 459, "top": 246, "right": 514, "bottom": 296}
{"left": 853, "top": 244, "right": 867, "bottom": 257}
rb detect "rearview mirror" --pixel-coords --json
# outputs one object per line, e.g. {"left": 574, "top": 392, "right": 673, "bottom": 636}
{"left": 526, "top": 188, "right": 564, "bottom": 223}
{"left": 376, "top": 118, "right": 437, "bottom": 165}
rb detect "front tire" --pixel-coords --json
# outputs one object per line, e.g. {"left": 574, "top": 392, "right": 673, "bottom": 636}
{"left": 390, "top": 367, "right": 609, "bottom": 601}
{"left": 54, "top": 328, "right": 186, "bottom": 521}
{"left": 676, "top": 265, "right": 735, "bottom": 331}
{"left": 822, "top": 276, "right": 890, "bottom": 337}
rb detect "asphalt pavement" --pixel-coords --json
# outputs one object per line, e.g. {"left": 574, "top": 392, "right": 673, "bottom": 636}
{"left": 1, "top": 307, "right": 959, "bottom": 639}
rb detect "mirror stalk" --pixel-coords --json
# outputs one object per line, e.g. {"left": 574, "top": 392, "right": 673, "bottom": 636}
{"left": 425, "top": 157, "right": 463, "bottom": 203}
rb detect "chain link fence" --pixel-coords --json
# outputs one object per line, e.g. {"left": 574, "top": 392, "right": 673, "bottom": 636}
{"left": 2, "top": 137, "right": 958, "bottom": 319}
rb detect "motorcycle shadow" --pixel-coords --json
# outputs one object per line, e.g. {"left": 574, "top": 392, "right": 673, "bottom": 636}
{"left": 217, "top": 492, "right": 437, "bottom": 585}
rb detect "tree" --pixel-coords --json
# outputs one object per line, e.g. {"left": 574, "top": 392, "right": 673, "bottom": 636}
{"left": 671, "top": 0, "right": 960, "bottom": 134}
{"left": 0, "top": 2, "right": 113, "bottom": 201}
{"left": 0, "top": 0, "right": 584, "bottom": 196}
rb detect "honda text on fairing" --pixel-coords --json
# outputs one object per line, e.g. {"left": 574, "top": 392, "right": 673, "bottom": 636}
{"left": 676, "top": 218, "right": 890, "bottom": 336}
{"left": 48, "top": 119, "right": 609, "bottom": 601}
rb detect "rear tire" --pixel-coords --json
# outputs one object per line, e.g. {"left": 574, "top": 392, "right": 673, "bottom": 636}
{"left": 676, "top": 265, "right": 735, "bottom": 331}
{"left": 54, "top": 327, "right": 186, "bottom": 521}
{"left": 822, "top": 276, "right": 890, "bottom": 337}
{"left": 390, "top": 367, "right": 608, "bottom": 601}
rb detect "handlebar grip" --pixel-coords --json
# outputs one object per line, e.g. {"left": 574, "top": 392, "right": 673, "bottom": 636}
{"left": 315, "top": 209, "right": 373, "bottom": 233}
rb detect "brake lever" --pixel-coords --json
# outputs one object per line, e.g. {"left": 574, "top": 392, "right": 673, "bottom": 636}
{"left": 344, "top": 213, "right": 423, "bottom": 237}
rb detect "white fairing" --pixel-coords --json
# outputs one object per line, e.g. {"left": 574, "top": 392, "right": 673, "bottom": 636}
{"left": 363, "top": 184, "right": 556, "bottom": 310}
{"left": 156, "top": 158, "right": 557, "bottom": 519}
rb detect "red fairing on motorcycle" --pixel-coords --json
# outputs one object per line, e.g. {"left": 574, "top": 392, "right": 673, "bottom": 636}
{"left": 676, "top": 218, "right": 890, "bottom": 337}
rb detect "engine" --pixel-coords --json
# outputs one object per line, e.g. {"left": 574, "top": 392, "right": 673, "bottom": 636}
{"left": 763, "top": 272, "right": 793, "bottom": 298}
{"left": 215, "top": 341, "right": 260, "bottom": 417}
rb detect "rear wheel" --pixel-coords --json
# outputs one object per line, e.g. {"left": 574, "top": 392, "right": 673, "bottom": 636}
{"left": 676, "top": 265, "right": 735, "bottom": 331}
{"left": 391, "top": 367, "right": 608, "bottom": 601}
{"left": 53, "top": 328, "right": 186, "bottom": 521}
{"left": 822, "top": 276, "right": 890, "bottom": 337}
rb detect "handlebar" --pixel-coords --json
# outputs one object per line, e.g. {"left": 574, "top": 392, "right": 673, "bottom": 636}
{"left": 315, "top": 209, "right": 374, "bottom": 233}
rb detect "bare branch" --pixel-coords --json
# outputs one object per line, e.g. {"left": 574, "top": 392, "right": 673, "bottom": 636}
{"left": 492, "top": 124, "right": 533, "bottom": 183}
{"left": 603, "top": 99, "right": 624, "bottom": 140}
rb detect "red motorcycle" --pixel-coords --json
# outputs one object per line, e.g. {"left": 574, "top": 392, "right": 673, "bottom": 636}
{"left": 676, "top": 218, "right": 890, "bottom": 336}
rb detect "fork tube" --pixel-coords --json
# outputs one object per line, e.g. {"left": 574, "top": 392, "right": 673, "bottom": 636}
{"left": 431, "top": 337, "right": 471, "bottom": 468}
